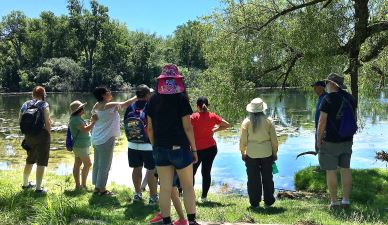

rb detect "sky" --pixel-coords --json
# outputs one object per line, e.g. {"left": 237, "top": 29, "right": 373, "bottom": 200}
{"left": 0, "top": 0, "right": 222, "bottom": 36}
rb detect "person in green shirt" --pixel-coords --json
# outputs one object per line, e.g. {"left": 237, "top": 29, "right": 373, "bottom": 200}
{"left": 69, "top": 100, "right": 97, "bottom": 190}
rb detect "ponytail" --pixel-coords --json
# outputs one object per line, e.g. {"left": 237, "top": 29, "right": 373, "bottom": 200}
{"left": 201, "top": 103, "right": 208, "bottom": 112}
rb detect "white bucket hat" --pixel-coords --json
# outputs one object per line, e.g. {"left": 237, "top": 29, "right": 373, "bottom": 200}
{"left": 70, "top": 100, "right": 87, "bottom": 115}
{"left": 246, "top": 98, "right": 268, "bottom": 113}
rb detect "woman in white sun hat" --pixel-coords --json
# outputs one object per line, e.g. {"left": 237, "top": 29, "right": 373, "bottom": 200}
{"left": 69, "top": 100, "right": 98, "bottom": 190}
{"left": 239, "top": 97, "right": 279, "bottom": 209}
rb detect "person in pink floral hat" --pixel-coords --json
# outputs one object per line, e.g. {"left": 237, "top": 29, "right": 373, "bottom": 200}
{"left": 145, "top": 64, "right": 199, "bottom": 225}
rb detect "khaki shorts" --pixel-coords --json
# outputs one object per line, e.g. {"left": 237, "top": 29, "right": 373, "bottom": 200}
{"left": 318, "top": 141, "right": 352, "bottom": 170}
{"left": 25, "top": 130, "right": 51, "bottom": 166}
{"left": 73, "top": 147, "right": 91, "bottom": 158}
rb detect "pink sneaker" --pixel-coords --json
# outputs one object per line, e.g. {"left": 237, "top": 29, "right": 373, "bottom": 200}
{"left": 150, "top": 213, "right": 163, "bottom": 224}
{"left": 173, "top": 218, "right": 188, "bottom": 225}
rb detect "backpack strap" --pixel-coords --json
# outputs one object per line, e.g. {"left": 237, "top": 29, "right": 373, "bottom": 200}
{"left": 68, "top": 118, "right": 80, "bottom": 145}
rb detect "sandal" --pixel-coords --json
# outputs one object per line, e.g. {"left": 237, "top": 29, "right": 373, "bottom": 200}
{"left": 99, "top": 190, "right": 115, "bottom": 196}
{"left": 22, "top": 182, "right": 36, "bottom": 190}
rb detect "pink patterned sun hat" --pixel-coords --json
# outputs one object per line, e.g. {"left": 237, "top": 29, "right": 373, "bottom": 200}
{"left": 157, "top": 64, "right": 185, "bottom": 94}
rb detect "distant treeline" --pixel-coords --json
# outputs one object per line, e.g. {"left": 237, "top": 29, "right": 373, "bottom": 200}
{"left": 0, "top": 0, "right": 386, "bottom": 101}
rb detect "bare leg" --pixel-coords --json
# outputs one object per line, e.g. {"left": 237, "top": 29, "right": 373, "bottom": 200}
{"left": 340, "top": 168, "right": 352, "bottom": 202}
{"left": 36, "top": 165, "right": 46, "bottom": 190}
{"left": 326, "top": 170, "right": 338, "bottom": 203}
{"left": 147, "top": 169, "right": 158, "bottom": 196}
{"left": 132, "top": 167, "right": 142, "bottom": 193}
{"left": 23, "top": 164, "right": 33, "bottom": 186}
{"left": 176, "top": 164, "right": 196, "bottom": 214}
{"left": 157, "top": 166, "right": 174, "bottom": 217}
{"left": 171, "top": 187, "right": 185, "bottom": 220}
{"left": 73, "top": 157, "right": 82, "bottom": 188}
{"left": 79, "top": 155, "right": 92, "bottom": 188}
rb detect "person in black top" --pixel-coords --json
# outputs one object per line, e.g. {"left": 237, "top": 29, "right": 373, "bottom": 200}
{"left": 317, "top": 73, "right": 357, "bottom": 209}
{"left": 145, "top": 64, "right": 199, "bottom": 225}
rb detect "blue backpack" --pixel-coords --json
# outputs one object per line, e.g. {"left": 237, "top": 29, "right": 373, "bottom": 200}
{"left": 335, "top": 94, "right": 358, "bottom": 138}
{"left": 66, "top": 120, "right": 80, "bottom": 151}
{"left": 124, "top": 102, "right": 149, "bottom": 143}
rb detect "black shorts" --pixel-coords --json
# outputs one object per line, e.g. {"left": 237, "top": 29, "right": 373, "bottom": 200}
{"left": 25, "top": 129, "right": 51, "bottom": 166}
{"left": 128, "top": 149, "right": 155, "bottom": 170}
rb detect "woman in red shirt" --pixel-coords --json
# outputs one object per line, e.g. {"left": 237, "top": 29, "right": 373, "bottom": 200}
{"left": 191, "top": 96, "right": 230, "bottom": 202}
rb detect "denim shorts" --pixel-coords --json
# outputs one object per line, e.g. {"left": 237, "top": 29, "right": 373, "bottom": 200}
{"left": 153, "top": 145, "right": 193, "bottom": 169}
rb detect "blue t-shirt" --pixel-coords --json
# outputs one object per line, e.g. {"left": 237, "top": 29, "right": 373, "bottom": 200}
{"left": 315, "top": 92, "right": 327, "bottom": 129}
{"left": 20, "top": 99, "right": 49, "bottom": 113}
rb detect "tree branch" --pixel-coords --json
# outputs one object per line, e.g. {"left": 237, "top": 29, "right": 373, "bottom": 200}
{"left": 281, "top": 52, "right": 303, "bottom": 89}
{"left": 253, "top": 0, "right": 330, "bottom": 32}
{"left": 367, "top": 21, "right": 388, "bottom": 37}
{"left": 361, "top": 35, "right": 388, "bottom": 62}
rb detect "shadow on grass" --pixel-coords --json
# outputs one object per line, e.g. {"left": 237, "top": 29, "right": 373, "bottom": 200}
{"left": 63, "top": 189, "right": 89, "bottom": 197}
{"left": 197, "top": 201, "right": 236, "bottom": 208}
{"left": 124, "top": 201, "right": 158, "bottom": 220}
{"left": 329, "top": 206, "right": 387, "bottom": 223}
{"left": 247, "top": 206, "right": 287, "bottom": 215}
{"left": 89, "top": 193, "right": 121, "bottom": 208}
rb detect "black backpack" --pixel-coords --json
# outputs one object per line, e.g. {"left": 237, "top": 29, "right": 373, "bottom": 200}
{"left": 20, "top": 100, "right": 46, "bottom": 135}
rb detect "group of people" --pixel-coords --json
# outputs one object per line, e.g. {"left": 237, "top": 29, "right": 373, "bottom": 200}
{"left": 19, "top": 63, "right": 356, "bottom": 225}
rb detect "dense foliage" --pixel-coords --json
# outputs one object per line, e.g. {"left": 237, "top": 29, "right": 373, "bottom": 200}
{"left": 0, "top": 0, "right": 387, "bottom": 100}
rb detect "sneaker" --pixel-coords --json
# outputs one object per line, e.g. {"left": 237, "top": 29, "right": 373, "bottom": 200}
{"left": 133, "top": 193, "right": 142, "bottom": 202}
{"left": 329, "top": 201, "right": 341, "bottom": 210}
{"left": 248, "top": 205, "right": 259, "bottom": 210}
{"left": 150, "top": 213, "right": 163, "bottom": 224}
{"left": 200, "top": 197, "right": 208, "bottom": 203}
{"left": 173, "top": 218, "right": 188, "bottom": 225}
{"left": 188, "top": 221, "right": 200, "bottom": 225}
{"left": 22, "top": 182, "right": 36, "bottom": 190}
{"left": 149, "top": 195, "right": 159, "bottom": 205}
{"left": 35, "top": 188, "right": 48, "bottom": 194}
{"left": 341, "top": 200, "right": 350, "bottom": 209}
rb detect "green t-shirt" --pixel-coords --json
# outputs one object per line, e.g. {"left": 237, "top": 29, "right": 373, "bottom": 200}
{"left": 69, "top": 115, "right": 91, "bottom": 148}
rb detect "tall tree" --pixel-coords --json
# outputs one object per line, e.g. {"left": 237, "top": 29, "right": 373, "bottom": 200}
{"left": 0, "top": 11, "right": 28, "bottom": 66}
{"left": 174, "top": 20, "right": 209, "bottom": 69}
{"left": 67, "top": 0, "right": 108, "bottom": 86}
{"left": 219, "top": 0, "right": 388, "bottom": 103}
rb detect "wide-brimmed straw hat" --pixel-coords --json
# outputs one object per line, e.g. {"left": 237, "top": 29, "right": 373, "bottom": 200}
{"left": 70, "top": 100, "right": 87, "bottom": 115}
{"left": 324, "top": 73, "right": 347, "bottom": 89}
{"left": 246, "top": 98, "right": 268, "bottom": 113}
{"left": 157, "top": 64, "right": 185, "bottom": 94}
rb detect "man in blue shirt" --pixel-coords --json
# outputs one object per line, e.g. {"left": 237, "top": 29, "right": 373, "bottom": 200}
{"left": 311, "top": 81, "right": 327, "bottom": 152}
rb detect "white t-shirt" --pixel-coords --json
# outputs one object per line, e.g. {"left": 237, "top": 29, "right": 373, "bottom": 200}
{"left": 128, "top": 142, "right": 152, "bottom": 151}
{"left": 92, "top": 107, "right": 121, "bottom": 146}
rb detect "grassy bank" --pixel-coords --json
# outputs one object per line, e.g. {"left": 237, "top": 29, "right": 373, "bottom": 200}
{"left": 295, "top": 166, "right": 388, "bottom": 208}
{"left": 0, "top": 170, "right": 387, "bottom": 225}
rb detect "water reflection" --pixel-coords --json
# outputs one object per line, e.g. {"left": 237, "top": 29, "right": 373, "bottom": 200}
{"left": 0, "top": 89, "right": 387, "bottom": 191}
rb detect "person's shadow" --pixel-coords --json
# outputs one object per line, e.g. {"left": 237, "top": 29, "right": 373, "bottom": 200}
{"left": 197, "top": 200, "right": 236, "bottom": 208}
{"left": 247, "top": 206, "right": 287, "bottom": 215}
{"left": 89, "top": 193, "right": 121, "bottom": 208}
{"left": 124, "top": 201, "right": 158, "bottom": 221}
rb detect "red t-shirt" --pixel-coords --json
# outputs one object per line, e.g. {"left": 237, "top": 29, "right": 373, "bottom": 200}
{"left": 190, "top": 112, "right": 223, "bottom": 150}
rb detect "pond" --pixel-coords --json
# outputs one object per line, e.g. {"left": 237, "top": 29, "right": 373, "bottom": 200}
{"left": 0, "top": 89, "right": 387, "bottom": 193}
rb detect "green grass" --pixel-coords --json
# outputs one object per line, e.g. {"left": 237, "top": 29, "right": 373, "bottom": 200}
{"left": 0, "top": 170, "right": 387, "bottom": 225}
{"left": 295, "top": 166, "right": 388, "bottom": 208}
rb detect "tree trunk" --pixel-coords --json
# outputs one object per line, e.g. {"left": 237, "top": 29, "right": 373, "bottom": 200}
{"left": 349, "top": 56, "right": 359, "bottom": 106}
